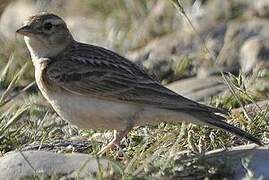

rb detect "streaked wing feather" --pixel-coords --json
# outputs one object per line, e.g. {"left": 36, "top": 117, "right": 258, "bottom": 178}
{"left": 46, "top": 42, "right": 223, "bottom": 114}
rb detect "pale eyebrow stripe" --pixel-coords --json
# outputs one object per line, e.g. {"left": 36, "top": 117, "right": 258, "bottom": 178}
{"left": 44, "top": 19, "right": 64, "bottom": 25}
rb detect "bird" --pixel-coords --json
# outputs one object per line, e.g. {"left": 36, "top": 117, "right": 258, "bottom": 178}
{"left": 16, "top": 12, "right": 262, "bottom": 155}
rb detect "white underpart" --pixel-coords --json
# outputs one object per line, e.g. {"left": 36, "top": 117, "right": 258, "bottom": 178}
{"left": 45, "top": 90, "right": 198, "bottom": 131}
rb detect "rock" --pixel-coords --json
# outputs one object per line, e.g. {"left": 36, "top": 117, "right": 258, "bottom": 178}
{"left": 204, "top": 144, "right": 269, "bottom": 179}
{"left": 240, "top": 36, "right": 269, "bottom": 74}
{"left": 127, "top": 22, "right": 227, "bottom": 81}
{"left": 231, "top": 100, "right": 269, "bottom": 114}
{"left": 166, "top": 76, "right": 226, "bottom": 101}
{"left": 0, "top": 151, "right": 110, "bottom": 179}
{"left": 253, "top": 0, "right": 269, "bottom": 18}
{"left": 127, "top": 32, "right": 192, "bottom": 80}
{"left": 240, "top": 36, "right": 263, "bottom": 74}
{"left": 217, "top": 19, "right": 269, "bottom": 74}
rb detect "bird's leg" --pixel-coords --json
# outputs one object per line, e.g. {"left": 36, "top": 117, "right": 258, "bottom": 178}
{"left": 97, "top": 124, "right": 133, "bottom": 156}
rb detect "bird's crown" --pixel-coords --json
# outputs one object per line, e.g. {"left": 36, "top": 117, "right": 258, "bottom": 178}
{"left": 16, "top": 12, "right": 67, "bottom": 36}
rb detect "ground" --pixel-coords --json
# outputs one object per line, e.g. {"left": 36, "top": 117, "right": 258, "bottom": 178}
{"left": 0, "top": 0, "right": 268, "bottom": 179}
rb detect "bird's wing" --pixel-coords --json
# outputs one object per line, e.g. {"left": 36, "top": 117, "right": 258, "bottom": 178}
{"left": 46, "top": 42, "right": 222, "bottom": 113}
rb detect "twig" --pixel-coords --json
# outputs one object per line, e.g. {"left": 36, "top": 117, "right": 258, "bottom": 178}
{"left": 0, "top": 81, "right": 35, "bottom": 107}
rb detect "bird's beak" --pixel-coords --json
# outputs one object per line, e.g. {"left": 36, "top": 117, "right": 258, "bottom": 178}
{"left": 16, "top": 25, "right": 35, "bottom": 36}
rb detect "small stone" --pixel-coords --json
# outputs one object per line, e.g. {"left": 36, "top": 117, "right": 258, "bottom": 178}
{"left": 205, "top": 144, "right": 269, "bottom": 179}
{"left": 0, "top": 151, "right": 110, "bottom": 179}
{"left": 254, "top": 0, "right": 269, "bottom": 18}
{"left": 240, "top": 36, "right": 263, "bottom": 74}
{"left": 166, "top": 76, "right": 226, "bottom": 101}
{"left": 218, "top": 19, "right": 269, "bottom": 74}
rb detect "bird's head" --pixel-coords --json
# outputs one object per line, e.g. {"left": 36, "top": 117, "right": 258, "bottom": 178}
{"left": 16, "top": 12, "right": 73, "bottom": 59}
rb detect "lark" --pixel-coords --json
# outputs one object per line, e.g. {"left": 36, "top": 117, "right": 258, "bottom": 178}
{"left": 16, "top": 13, "right": 262, "bottom": 154}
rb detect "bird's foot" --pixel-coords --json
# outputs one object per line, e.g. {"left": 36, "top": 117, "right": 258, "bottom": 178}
{"left": 97, "top": 135, "right": 120, "bottom": 156}
{"left": 97, "top": 125, "right": 132, "bottom": 156}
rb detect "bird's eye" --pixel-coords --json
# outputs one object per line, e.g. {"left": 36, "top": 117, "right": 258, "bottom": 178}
{"left": 43, "top": 22, "right": 53, "bottom": 31}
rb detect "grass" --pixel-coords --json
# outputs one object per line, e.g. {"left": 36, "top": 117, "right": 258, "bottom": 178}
{"left": 0, "top": 0, "right": 268, "bottom": 179}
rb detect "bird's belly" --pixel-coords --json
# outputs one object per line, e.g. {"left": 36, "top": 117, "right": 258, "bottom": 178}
{"left": 46, "top": 92, "right": 139, "bottom": 131}
{"left": 44, "top": 91, "right": 198, "bottom": 130}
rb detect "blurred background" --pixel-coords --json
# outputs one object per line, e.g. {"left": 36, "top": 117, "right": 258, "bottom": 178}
{"left": 0, "top": 0, "right": 269, "bottom": 101}
{"left": 0, "top": 0, "right": 268, "bottom": 179}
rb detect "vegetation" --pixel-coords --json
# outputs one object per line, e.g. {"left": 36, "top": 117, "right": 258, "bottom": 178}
{"left": 0, "top": 0, "right": 268, "bottom": 179}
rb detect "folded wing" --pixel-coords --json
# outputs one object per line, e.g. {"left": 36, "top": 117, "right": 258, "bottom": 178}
{"left": 46, "top": 42, "right": 222, "bottom": 114}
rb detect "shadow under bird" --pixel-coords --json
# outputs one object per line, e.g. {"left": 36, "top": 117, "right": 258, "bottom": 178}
{"left": 16, "top": 13, "right": 262, "bottom": 154}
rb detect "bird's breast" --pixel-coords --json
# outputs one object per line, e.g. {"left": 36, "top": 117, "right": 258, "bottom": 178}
{"left": 53, "top": 94, "right": 141, "bottom": 130}
{"left": 35, "top": 65, "right": 139, "bottom": 130}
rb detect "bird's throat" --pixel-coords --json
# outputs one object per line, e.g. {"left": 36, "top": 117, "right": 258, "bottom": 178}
{"left": 24, "top": 36, "right": 69, "bottom": 64}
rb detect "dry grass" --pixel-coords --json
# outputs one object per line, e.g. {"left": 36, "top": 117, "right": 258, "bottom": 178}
{"left": 0, "top": 0, "right": 268, "bottom": 179}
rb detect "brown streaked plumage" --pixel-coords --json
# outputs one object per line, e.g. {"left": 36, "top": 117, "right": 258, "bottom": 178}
{"left": 16, "top": 13, "right": 262, "bottom": 154}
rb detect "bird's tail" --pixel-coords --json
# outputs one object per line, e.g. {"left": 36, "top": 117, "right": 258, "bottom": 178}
{"left": 190, "top": 109, "right": 263, "bottom": 146}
